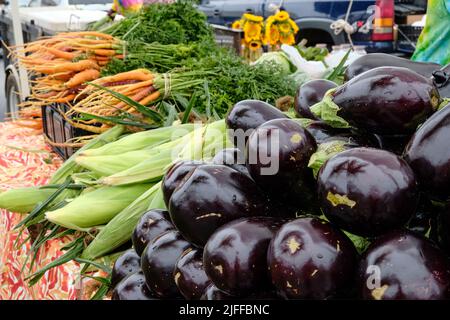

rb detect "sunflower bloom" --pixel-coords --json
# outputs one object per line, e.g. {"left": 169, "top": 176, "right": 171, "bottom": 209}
{"left": 288, "top": 19, "right": 299, "bottom": 33}
{"left": 280, "top": 33, "right": 296, "bottom": 45}
{"left": 279, "top": 23, "right": 291, "bottom": 34}
{"left": 244, "top": 13, "right": 264, "bottom": 23}
{"left": 275, "top": 11, "right": 289, "bottom": 22}
{"left": 244, "top": 22, "right": 262, "bottom": 42}
{"left": 232, "top": 19, "right": 243, "bottom": 30}
{"left": 249, "top": 40, "right": 262, "bottom": 51}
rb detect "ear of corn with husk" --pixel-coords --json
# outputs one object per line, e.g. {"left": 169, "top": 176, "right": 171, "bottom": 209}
{"left": 45, "top": 184, "right": 152, "bottom": 231}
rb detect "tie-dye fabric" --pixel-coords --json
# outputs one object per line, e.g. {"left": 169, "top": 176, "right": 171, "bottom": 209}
{"left": 412, "top": 0, "right": 450, "bottom": 65}
{"left": 0, "top": 121, "right": 80, "bottom": 300}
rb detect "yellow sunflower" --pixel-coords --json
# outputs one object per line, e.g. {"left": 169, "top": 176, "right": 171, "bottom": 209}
{"left": 279, "top": 23, "right": 291, "bottom": 34}
{"left": 232, "top": 19, "right": 243, "bottom": 30}
{"left": 275, "top": 10, "right": 289, "bottom": 22}
{"left": 244, "top": 22, "right": 262, "bottom": 42}
{"left": 249, "top": 40, "right": 262, "bottom": 51}
{"left": 288, "top": 19, "right": 299, "bottom": 33}
{"left": 267, "top": 26, "right": 280, "bottom": 45}
{"left": 280, "top": 33, "right": 296, "bottom": 45}
{"left": 243, "top": 13, "right": 264, "bottom": 23}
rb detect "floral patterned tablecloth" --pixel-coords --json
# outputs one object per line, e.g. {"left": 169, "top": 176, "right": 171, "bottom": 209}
{"left": 0, "top": 121, "right": 79, "bottom": 300}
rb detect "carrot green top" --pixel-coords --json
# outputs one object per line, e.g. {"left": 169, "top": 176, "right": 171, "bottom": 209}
{"left": 412, "top": 0, "right": 450, "bottom": 65}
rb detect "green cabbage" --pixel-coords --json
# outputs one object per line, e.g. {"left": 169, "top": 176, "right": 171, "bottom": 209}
{"left": 254, "top": 52, "right": 293, "bottom": 76}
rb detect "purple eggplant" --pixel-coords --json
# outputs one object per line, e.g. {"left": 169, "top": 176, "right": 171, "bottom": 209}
{"left": 112, "top": 271, "right": 157, "bottom": 300}
{"left": 267, "top": 217, "right": 357, "bottom": 299}
{"left": 344, "top": 53, "right": 441, "bottom": 80}
{"left": 294, "top": 79, "right": 337, "bottom": 119}
{"left": 432, "top": 64, "right": 450, "bottom": 98}
{"left": 357, "top": 230, "right": 450, "bottom": 300}
{"left": 246, "top": 118, "right": 317, "bottom": 204}
{"left": 404, "top": 105, "right": 450, "bottom": 199}
{"left": 226, "top": 100, "right": 288, "bottom": 133}
{"left": 131, "top": 209, "right": 174, "bottom": 256}
{"left": 169, "top": 164, "right": 270, "bottom": 247}
{"left": 203, "top": 217, "right": 287, "bottom": 296}
{"left": 141, "top": 230, "right": 192, "bottom": 298}
{"left": 304, "top": 121, "right": 348, "bottom": 144}
{"left": 324, "top": 67, "right": 440, "bottom": 134}
{"left": 111, "top": 249, "right": 141, "bottom": 288}
{"left": 174, "top": 248, "right": 211, "bottom": 300}
{"left": 162, "top": 160, "right": 205, "bottom": 207}
{"left": 226, "top": 100, "right": 288, "bottom": 150}
{"left": 373, "top": 134, "right": 411, "bottom": 155}
{"left": 318, "top": 147, "right": 417, "bottom": 237}
{"left": 200, "top": 284, "right": 234, "bottom": 300}
{"left": 437, "top": 203, "right": 450, "bottom": 255}
{"left": 212, "top": 148, "right": 250, "bottom": 177}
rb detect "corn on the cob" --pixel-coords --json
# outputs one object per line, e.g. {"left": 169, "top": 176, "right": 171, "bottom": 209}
{"left": 100, "top": 120, "right": 229, "bottom": 186}
{"left": 0, "top": 187, "right": 56, "bottom": 214}
{"left": 81, "top": 182, "right": 161, "bottom": 260}
{"left": 50, "top": 125, "right": 124, "bottom": 184}
{"left": 45, "top": 184, "right": 151, "bottom": 231}
{"left": 80, "top": 123, "right": 196, "bottom": 157}
{"left": 75, "top": 150, "right": 155, "bottom": 177}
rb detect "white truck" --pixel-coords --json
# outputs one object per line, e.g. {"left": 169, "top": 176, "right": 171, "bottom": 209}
{"left": 0, "top": 0, "right": 113, "bottom": 118}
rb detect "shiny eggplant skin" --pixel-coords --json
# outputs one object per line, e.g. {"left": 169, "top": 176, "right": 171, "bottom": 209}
{"left": 294, "top": 79, "right": 338, "bottom": 119}
{"left": 203, "top": 217, "right": 287, "bottom": 296}
{"left": 432, "top": 63, "right": 450, "bottom": 98}
{"left": 212, "top": 148, "right": 250, "bottom": 177}
{"left": 169, "top": 164, "right": 270, "bottom": 247}
{"left": 200, "top": 284, "right": 234, "bottom": 300}
{"left": 141, "top": 230, "right": 192, "bottom": 298}
{"left": 162, "top": 160, "right": 205, "bottom": 207}
{"left": 437, "top": 203, "right": 450, "bottom": 255}
{"left": 357, "top": 230, "right": 450, "bottom": 300}
{"left": 304, "top": 121, "right": 348, "bottom": 144}
{"left": 226, "top": 100, "right": 288, "bottom": 133}
{"left": 373, "top": 134, "right": 411, "bottom": 155}
{"left": 344, "top": 53, "right": 441, "bottom": 81}
{"left": 267, "top": 217, "right": 357, "bottom": 299}
{"left": 404, "top": 106, "right": 450, "bottom": 199}
{"left": 131, "top": 209, "right": 174, "bottom": 256}
{"left": 318, "top": 147, "right": 417, "bottom": 237}
{"left": 111, "top": 249, "right": 141, "bottom": 288}
{"left": 112, "top": 271, "right": 157, "bottom": 300}
{"left": 334, "top": 67, "right": 440, "bottom": 134}
{"left": 174, "top": 248, "right": 211, "bottom": 300}
{"left": 246, "top": 118, "right": 317, "bottom": 204}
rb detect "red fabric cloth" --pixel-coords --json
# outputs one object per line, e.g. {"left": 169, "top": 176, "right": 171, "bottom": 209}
{"left": 0, "top": 121, "right": 79, "bottom": 300}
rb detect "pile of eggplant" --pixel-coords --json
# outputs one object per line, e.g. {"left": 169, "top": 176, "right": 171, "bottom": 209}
{"left": 111, "top": 55, "right": 450, "bottom": 300}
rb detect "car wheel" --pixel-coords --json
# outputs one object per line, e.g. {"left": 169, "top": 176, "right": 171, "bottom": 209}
{"left": 6, "top": 72, "right": 21, "bottom": 120}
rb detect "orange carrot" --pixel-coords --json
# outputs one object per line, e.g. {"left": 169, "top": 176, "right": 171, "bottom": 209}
{"left": 65, "top": 69, "right": 100, "bottom": 88}
{"left": 138, "top": 90, "right": 161, "bottom": 106}
{"left": 115, "top": 87, "right": 153, "bottom": 110}
{"left": 45, "top": 47, "right": 78, "bottom": 60}
{"left": 93, "top": 49, "right": 116, "bottom": 56}
{"left": 51, "top": 94, "right": 76, "bottom": 103}
{"left": 33, "top": 60, "right": 99, "bottom": 74}
{"left": 58, "top": 31, "right": 113, "bottom": 40}
{"left": 95, "top": 69, "right": 153, "bottom": 84}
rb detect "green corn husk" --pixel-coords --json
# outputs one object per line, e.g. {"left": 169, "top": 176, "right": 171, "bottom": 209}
{"left": 101, "top": 120, "right": 229, "bottom": 186}
{"left": 80, "top": 123, "right": 196, "bottom": 157}
{"left": 75, "top": 150, "right": 155, "bottom": 177}
{"left": 81, "top": 182, "right": 161, "bottom": 260}
{"left": 45, "top": 184, "right": 151, "bottom": 231}
{"left": 50, "top": 125, "right": 124, "bottom": 184}
{"left": 0, "top": 187, "right": 56, "bottom": 214}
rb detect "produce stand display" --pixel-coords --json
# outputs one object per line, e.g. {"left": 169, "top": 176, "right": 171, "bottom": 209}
{"left": 2, "top": 1, "right": 450, "bottom": 302}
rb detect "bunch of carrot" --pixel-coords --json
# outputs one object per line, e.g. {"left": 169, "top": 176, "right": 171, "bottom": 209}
{"left": 67, "top": 68, "right": 206, "bottom": 133}
{"left": 10, "top": 31, "right": 124, "bottom": 109}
